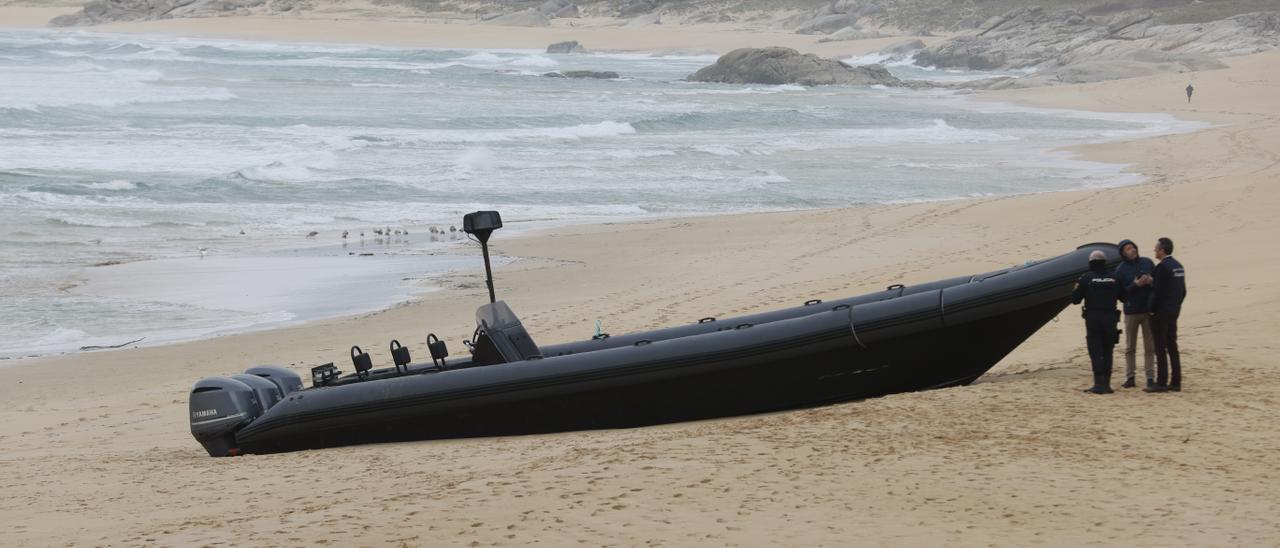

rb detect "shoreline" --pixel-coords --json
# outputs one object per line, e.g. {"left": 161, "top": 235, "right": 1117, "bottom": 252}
{"left": 2, "top": 12, "right": 1279, "bottom": 546}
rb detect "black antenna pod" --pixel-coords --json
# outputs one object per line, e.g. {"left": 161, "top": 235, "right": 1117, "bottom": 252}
{"left": 463, "top": 210, "right": 503, "bottom": 303}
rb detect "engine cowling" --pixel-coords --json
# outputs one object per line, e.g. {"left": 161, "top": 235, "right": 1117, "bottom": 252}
{"left": 244, "top": 365, "right": 303, "bottom": 396}
{"left": 230, "top": 374, "right": 283, "bottom": 414}
{"left": 189, "top": 377, "right": 261, "bottom": 457}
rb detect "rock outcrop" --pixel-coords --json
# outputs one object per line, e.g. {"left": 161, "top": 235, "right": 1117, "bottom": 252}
{"left": 878, "top": 39, "right": 926, "bottom": 58}
{"left": 485, "top": 9, "right": 551, "bottom": 27}
{"left": 913, "top": 36, "right": 1007, "bottom": 71}
{"left": 49, "top": 0, "right": 310, "bottom": 26}
{"left": 915, "top": 7, "right": 1278, "bottom": 83}
{"left": 816, "top": 26, "right": 886, "bottom": 43}
{"left": 614, "top": 0, "right": 657, "bottom": 18}
{"left": 546, "top": 40, "right": 587, "bottom": 54}
{"left": 536, "top": 0, "right": 579, "bottom": 19}
{"left": 794, "top": 13, "right": 859, "bottom": 35}
{"left": 687, "top": 47, "right": 901, "bottom": 87}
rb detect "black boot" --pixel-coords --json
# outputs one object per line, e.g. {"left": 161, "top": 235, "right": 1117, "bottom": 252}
{"left": 1121, "top": 377, "right": 1137, "bottom": 389}
{"left": 1084, "top": 374, "right": 1111, "bottom": 394}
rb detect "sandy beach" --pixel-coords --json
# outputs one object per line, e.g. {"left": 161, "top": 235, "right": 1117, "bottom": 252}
{"left": 2, "top": 10, "right": 1279, "bottom": 546}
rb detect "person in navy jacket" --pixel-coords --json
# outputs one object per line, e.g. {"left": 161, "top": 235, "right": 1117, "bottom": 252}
{"left": 1114, "top": 239, "right": 1157, "bottom": 389}
{"left": 1145, "top": 237, "right": 1187, "bottom": 392}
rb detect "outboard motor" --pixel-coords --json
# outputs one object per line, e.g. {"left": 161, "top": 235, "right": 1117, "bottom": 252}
{"left": 244, "top": 365, "right": 303, "bottom": 396}
{"left": 230, "top": 374, "right": 284, "bottom": 414}
{"left": 189, "top": 377, "right": 261, "bottom": 457}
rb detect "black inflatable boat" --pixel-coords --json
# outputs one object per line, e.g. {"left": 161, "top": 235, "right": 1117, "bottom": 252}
{"left": 189, "top": 210, "right": 1119, "bottom": 456}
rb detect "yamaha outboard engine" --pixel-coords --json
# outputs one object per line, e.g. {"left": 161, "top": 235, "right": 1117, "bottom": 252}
{"left": 230, "top": 374, "right": 284, "bottom": 414}
{"left": 189, "top": 377, "right": 261, "bottom": 457}
{"left": 244, "top": 365, "right": 303, "bottom": 397}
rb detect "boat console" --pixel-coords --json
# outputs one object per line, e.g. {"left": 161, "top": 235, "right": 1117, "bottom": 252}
{"left": 468, "top": 301, "right": 542, "bottom": 366}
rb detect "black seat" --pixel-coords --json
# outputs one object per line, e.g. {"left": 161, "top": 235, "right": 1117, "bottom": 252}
{"left": 470, "top": 301, "right": 541, "bottom": 365}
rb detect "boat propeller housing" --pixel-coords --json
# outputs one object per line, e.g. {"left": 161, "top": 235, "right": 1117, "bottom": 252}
{"left": 188, "top": 367, "right": 302, "bottom": 456}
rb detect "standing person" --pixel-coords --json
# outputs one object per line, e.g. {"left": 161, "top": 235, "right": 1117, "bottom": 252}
{"left": 1114, "top": 239, "right": 1156, "bottom": 389}
{"left": 1186, "top": 83, "right": 1194, "bottom": 103}
{"left": 1071, "top": 250, "right": 1126, "bottom": 394}
{"left": 1146, "top": 237, "right": 1187, "bottom": 393}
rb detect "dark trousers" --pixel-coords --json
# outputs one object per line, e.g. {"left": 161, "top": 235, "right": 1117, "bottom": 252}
{"left": 1152, "top": 311, "right": 1182, "bottom": 387}
{"left": 1084, "top": 313, "right": 1117, "bottom": 388}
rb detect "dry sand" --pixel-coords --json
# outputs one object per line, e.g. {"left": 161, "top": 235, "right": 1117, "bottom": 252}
{"left": 0, "top": 6, "right": 77, "bottom": 26}
{"left": 1, "top": 12, "right": 1279, "bottom": 547}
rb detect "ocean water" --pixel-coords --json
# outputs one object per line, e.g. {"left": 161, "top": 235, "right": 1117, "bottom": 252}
{"left": 0, "top": 29, "right": 1203, "bottom": 358}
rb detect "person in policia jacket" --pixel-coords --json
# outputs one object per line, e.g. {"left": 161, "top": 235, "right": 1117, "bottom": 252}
{"left": 1071, "top": 250, "right": 1126, "bottom": 395}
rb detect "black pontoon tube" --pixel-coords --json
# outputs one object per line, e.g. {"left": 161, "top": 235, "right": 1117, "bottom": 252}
{"left": 189, "top": 243, "right": 1120, "bottom": 456}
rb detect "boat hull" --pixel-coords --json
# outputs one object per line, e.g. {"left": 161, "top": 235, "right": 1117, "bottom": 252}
{"left": 227, "top": 244, "right": 1115, "bottom": 455}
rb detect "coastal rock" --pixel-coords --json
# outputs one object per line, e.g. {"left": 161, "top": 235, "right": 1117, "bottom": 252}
{"left": 691, "top": 12, "right": 732, "bottom": 24}
{"left": 777, "top": 11, "right": 816, "bottom": 31}
{"left": 1018, "top": 53, "right": 1226, "bottom": 86}
{"left": 47, "top": 0, "right": 309, "bottom": 26}
{"left": 542, "top": 70, "right": 620, "bottom": 79}
{"left": 687, "top": 47, "right": 901, "bottom": 86}
{"left": 913, "top": 36, "right": 1007, "bottom": 70}
{"left": 912, "top": 7, "right": 1280, "bottom": 83}
{"left": 51, "top": 0, "right": 208, "bottom": 26}
{"left": 553, "top": 4, "right": 579, "bottom": 18}
{"left": 817, "top": 26, "right": 886, "bottom": 43}
{"left": 536, "top": 0, "right": 578, "bottom": 19}
{"left": 794, "top": 13, "right": 859, "bottom": 35}
{"left": 267, "top": 0, "right": 309, "bottom": 12}
{"left": 879, "top": 39, "right": 926, "bottom": 58}
{"left": 1137, "top": 11, "right": 1280, "bottom": 57}
{"left": 1105, "top": 10, "right": 1155, "bottom": 37}
{"left": 485, "top": 9, "right": 550, "bottom": 27}
{"left": 615, "top": 0, "right": 656, "bottom": 18}
{"left": 546, "top": 40, "right": 586, "bottom": 54}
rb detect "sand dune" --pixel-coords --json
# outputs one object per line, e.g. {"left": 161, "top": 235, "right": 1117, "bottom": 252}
{"left": 0, "top": 15, "right": 1278, "bottom": 547}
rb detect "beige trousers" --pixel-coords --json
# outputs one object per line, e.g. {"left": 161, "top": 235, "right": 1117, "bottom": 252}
{"left": 1124, "top": 313, "right": 1155, "bottom": 380}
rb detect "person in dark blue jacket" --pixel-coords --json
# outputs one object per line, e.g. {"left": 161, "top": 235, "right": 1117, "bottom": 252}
{"left": 1114, "top": 239, "right": 1157, "bottom": 389}
{"left": 1071, "top": 250, "right": 1126, "bottom": 394}
{"left": 1145, "top": 237, "right": 1187, "bottom": 392}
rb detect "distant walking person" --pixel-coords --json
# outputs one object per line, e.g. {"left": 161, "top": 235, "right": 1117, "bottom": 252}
{"left": 1071, "top": 250, "right": 1126, "bottom": 394}
{"left": 1114, "top": 239, "right": 1156, "bottom": 389}
{"left": 1186, "top": 83, "right": 1194, "bottom": 103}
{"left": 1146, "top": 237, "right": 1187, "bottom": 393}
